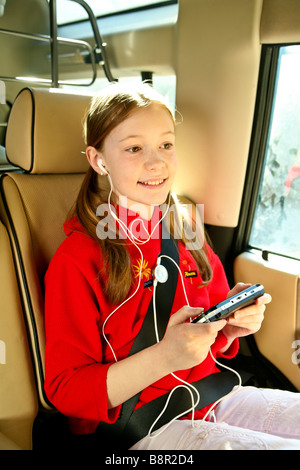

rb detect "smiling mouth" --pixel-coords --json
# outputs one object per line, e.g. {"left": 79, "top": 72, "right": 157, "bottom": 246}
{"left": 139, "top": 178, "right": 166, "bottom": 186}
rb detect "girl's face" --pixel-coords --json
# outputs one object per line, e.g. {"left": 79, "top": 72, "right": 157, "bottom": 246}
{"left": 87, "top": 104, "right": 177, "bottom": 219}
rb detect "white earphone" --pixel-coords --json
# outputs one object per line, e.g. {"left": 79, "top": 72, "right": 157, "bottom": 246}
{"left": 97, "top": 158, "right": 108, "bottom": 175}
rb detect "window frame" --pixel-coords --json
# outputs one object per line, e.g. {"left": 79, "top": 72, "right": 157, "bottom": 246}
{"left": 234, "top": 44, "right": 300, "bottom": 261}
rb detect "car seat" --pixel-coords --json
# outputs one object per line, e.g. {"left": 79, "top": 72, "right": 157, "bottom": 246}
{"left": 0, "top": 87, "right": 92, "bottom": 448}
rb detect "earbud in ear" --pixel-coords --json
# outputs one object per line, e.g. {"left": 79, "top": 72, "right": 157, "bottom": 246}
{"left": 97, "top": 159, "right": 108, "bottom": 175}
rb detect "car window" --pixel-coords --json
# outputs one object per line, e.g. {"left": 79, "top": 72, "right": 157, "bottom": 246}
{"left": 249, "top": 45, "right": 300, "bottom": 260}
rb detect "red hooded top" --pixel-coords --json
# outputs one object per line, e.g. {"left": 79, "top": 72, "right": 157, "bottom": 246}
{"left": 44, "top": 206, "right": 238, "bottom": 435}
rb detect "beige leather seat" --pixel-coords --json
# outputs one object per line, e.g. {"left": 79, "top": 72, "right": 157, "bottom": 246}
{"left": 0, "top": 219, "right": 37, "bottom": 450}
{"left": 0, "top": 87, "right": 92, "bottom": 448}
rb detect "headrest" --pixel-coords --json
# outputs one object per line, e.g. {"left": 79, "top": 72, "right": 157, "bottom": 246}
{"left": 5, "top": 87, "right": 92, "bottom": 174}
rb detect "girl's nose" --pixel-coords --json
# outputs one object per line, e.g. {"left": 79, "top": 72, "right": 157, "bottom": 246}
{"left": 144, "top": 149, "right": 165, "bottom": 170}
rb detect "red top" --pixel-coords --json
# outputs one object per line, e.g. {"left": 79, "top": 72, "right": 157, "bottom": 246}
{"left": 44, "top": 207, "right": 238, "bottom": 434}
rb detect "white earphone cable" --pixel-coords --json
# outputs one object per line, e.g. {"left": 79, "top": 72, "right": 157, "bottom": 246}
{"left": 102, "top": 174, "right": 171, "bottom": 361}
{"left": 101, "top": 174, "right": 242, "bottom": 437}
{"left": 148, "top": 253, "right": 242, "bottom": 438}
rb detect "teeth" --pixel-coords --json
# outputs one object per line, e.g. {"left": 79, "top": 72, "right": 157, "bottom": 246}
{"left": 141, "top": 179, "right": 164, "bottom": 186}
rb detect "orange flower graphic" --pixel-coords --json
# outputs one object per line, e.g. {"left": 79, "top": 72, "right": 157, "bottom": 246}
{"left": 133, "top": 258, "right": 152, "bottom": 280}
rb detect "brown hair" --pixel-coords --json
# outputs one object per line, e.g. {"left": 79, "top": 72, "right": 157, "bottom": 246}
{"left": 74, "top": 83, "right": 212, "bottom": 304}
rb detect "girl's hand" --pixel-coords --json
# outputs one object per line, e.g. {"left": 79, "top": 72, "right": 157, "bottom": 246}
{"left": 221, "top": 283, "right": 272, "bottom": 345}
{"left": 160, "top": 306, "right": 226, "bottom": 373}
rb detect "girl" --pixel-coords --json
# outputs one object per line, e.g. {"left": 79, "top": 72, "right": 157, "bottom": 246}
{"left": 44, "top": 82, "right": 300, "bottom": 450}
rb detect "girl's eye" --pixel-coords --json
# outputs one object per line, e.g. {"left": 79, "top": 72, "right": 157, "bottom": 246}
{"left": 127, "top": 146, "right": 141, "bottom": 153}
{"left": 161, "top": 142, "right": 173, "bottom": 150}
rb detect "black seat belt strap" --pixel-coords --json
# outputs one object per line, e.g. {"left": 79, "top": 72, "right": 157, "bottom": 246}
{"left": 96, "top": 223, "right": 249, "bottom": 450}
{"left": 96, "top": 222, "right": 179, "bottom": 440}
{"left": 122, "top": 371, "right": 243, "bottom": 449}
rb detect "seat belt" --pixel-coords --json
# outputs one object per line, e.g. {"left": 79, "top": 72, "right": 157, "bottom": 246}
{"left": 121, "top": 370, "right": 244, "bottom": 449}
{"left": 96, "top": 223, "right": 243, "bottom": 450}
{"left": 96, "top": 223, "right": 179, "bottom": 440}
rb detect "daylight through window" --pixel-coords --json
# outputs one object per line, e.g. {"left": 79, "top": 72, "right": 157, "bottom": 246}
{"left": 249, "top": 45, "right": 300, "bottom": 260}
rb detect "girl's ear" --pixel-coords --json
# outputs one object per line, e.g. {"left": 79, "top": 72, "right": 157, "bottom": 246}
{"left": 86, "top": 146, "right": 108, "bottom": 175}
